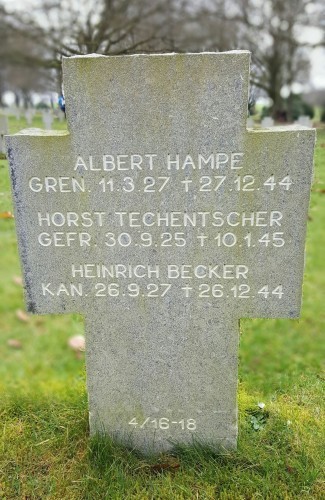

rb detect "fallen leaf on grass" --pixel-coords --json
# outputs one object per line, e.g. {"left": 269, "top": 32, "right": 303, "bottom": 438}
{"left": 134, "top": 457, "right": 180, "bottom": 474}
{"left": 16, "top": 309, "right": 30, "bottom": 322}
{"left": 150, "top": 462, "right": 180, "bottom": 474}
{"left": 68, "top": 334, "right": 85, "bottom": 352}
{"left": 0, "top": 211, "right": 14, "bottom": 219}
{"left": 13, "top": 275, "right": 23, "bottom": 286}
{"left": 7, "top": 339, "right": 22, "bottom": 349}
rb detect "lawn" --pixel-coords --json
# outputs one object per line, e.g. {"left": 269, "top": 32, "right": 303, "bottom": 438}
{"left": 0, "top": 115, "right": 324, "bottom": 499}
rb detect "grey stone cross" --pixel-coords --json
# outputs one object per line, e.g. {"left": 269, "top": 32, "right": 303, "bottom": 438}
{"left": 6, "top": 52, "right": 315, "bottom": 454}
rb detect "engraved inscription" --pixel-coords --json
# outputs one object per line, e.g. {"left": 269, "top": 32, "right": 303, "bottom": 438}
{"left": 129, "top": 417, "right": 197, "bottom": 431}
{"left": 25, "top": 150, "right": 293, "bottom": 306}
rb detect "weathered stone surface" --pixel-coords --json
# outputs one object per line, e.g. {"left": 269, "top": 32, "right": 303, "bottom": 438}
{"left": 6, "top": 52, "right": 315, "bottom": 454}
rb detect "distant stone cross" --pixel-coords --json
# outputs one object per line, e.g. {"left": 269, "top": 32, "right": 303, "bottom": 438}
{"left": 7, "top": 52, "right": 314, "bottom": 454}
{"left": 0, "top": 114, "right": 9, "bottom": 154}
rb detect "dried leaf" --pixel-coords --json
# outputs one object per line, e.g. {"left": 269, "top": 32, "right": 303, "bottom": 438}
{"left": 150, "top": 462, "right": 180, "bottom": 473}
{"left": 312, "top": 189, "right": 325, "bottom": 194}
{"left": 0, "top": 211, "right": 14, "bottom": 219}
{"left": 16, "top": 309, "right": 30, "bottom": 322}
{"left": 286, "top": 464, "right": 295, "bottom": 474}
{"left": 7, "top": 339, "right": 22, "bottom": 349}
{"left": 13, "top": 276, "right": 23, "bottom": 286}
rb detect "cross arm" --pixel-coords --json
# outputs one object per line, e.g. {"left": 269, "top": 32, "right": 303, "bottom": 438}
{"left": 5, "top": 129, "right": 80, "bottom": 315}
{"left": 238, "top": 125, "right": 315, "bottom": 320}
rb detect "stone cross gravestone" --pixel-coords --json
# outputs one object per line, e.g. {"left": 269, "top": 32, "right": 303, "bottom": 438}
{"left": 6, "top": 52, "right": 315, "bottom": 454}
{"left": 57, "top": 109, "right": 65, "bottom": 123}
{"left": 261, "top": 116, "right": 275, "bottom": 127}
{"left": 12, "top": 107, "right": 21, "bottom": 120}
{"left": 42, "top": 110, "right": 53, "bottom": 130}
{"left": 0, "top": 114, "right": 9, "bottom": 154}
{"left": 296, "top": 115, "right": 313, "bottom": 128}
{"left": 25, "top": 109, "right": 34, "bottom": 126}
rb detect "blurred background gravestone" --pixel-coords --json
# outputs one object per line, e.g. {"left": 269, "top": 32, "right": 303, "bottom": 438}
{"left": 25, "top": 109, "right": 34, "bottom": 126}
{"left": 0, "top": 114, "right": 8, "bottom": 154}
{"left": 261, "top": 117, "right": 275, "bottom": 128}
{"left": 296, "top": 116, "right": 313, "bottom": 128}
{"left": 42, "top": 110, "right": 53, "bottom": 130}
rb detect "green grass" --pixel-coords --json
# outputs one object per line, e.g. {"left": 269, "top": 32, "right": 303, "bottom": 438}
{"left": 0, "top": 116, "right": 324, "bottom": 499}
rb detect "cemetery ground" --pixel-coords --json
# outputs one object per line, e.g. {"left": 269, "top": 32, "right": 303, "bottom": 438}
{"left": 0, "top": 115, "right": 324, "bottom": 499}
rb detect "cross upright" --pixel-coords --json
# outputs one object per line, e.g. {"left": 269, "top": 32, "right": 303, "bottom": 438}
{"left": 6, "top": 52, "right": 315, "bottom": 454}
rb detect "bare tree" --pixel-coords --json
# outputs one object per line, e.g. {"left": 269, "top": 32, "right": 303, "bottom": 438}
{"left": 0, "top": 0, "right": 181, "bottom": 93}
{"left": 0, "top": 5, "right": 55, "bottom": 103}
{"left": 240, "top": 0, "right": 316, "bottom": 119}
{"left": 181, "top": 0, "right": 324, "bottom": 118}
{"left": 2, "top": 1, "right": 176, "bottom": 58}
{"left": 1, "top": 0, "right": 323, "bottom": 114}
